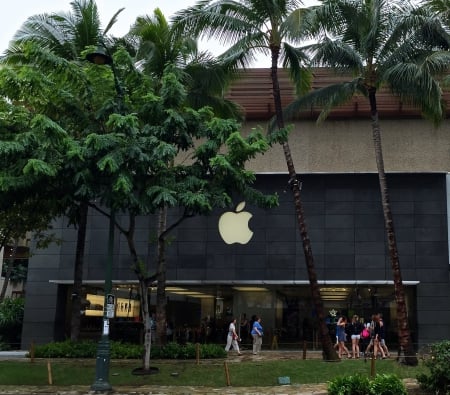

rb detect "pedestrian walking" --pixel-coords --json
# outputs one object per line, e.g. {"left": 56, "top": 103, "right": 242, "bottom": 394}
{"left": 251, "top": 316, "right": 263, "bottom": 355}
{"left": 377, "top": 313, "right": 390, "bottom": 358}
{"left": 225, "top": 318, "right": 242, "bottom": 355}
{"left": 349, "top": 315, "right": 363, "bottom": 358}
{"left": 336, "top": 316, "right": 350, "bottom": 359}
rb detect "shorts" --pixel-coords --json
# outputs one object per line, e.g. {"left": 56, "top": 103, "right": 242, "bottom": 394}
{"left": 351, "top": 334, "right": 360, "bottom": 340}
{"left": 379, "top": 339, "right": 386, "bottom": 345}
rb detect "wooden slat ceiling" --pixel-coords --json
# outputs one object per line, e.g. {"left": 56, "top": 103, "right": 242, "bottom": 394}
{"left": 225, "top": 68, "right": 450, "bottom": 121}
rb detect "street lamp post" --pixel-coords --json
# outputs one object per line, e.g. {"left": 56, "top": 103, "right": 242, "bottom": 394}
{"left": 86, "top": 44, "right": 120, "bottom": 392}
{"left": 91, "top": 211, "right": 115, "bottom": 392}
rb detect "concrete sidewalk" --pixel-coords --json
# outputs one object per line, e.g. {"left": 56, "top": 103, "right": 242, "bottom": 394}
{"left": 0, "top": 351, "right": 27, "bottom": 359}
{"left": 0, "top": 380, "right": 421, "bottom": 395}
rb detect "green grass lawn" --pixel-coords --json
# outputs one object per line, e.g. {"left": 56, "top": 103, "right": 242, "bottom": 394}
{"left": 0, "top": 358, "right": 427, "bottom": 387}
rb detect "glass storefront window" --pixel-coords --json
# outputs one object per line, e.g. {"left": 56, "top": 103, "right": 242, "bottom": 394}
{"left": 72, "top": 283, "right": 416, "bottom": 349}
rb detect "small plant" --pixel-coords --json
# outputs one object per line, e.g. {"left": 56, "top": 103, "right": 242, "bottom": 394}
{"left": 417, "top": 340, "right": 450, "bottom": 395}
{"left": 328, "top": 374, "right": 370, "bottom": 395}
{"left": 370, "top": 374, "right": 407, "bottom": 395}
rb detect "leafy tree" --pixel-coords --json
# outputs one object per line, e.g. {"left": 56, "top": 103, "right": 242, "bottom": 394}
{"left": 282, "top": 0, "right": 450, "bottom": 365}
{"left": 126, "top": 8, "right": 246, "bottom": 346}
{"left": 84, "top": 48, "right": 278, "bottom": 370}
{"left": 0, "top": 70, "right": 73, "bottom": 303}
{"left": 173, "top": 0, "right": 338, "bottom": 360}
{"left": 2, "top": 0, "right": 124, "bottom": 341}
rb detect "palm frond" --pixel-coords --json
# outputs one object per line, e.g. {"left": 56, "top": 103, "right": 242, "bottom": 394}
{"left": 281, "top": 42, "right": 312, "bottom": 95}
{"left": 275, "top": 78, "right": 363, "bottom": 129}
{"left": 281, "top": 7, "right": 311, "bottom": 43}
{"left": 172, "top": 0, "right": 262, "bottom": 45}
{"left": 103, "top": 7, "right": 125, "bottom": 35}
{"left": 5, "top": 14, "right": 76, "bottom": 60}
{"left": 218, "top": 31, "right": 269, "bottom": 69}
{"left": 306, "top": 38, "right": 364, "bottom": 71}
{"left": 383, "top": 53, "right": 450, "bottom": 124}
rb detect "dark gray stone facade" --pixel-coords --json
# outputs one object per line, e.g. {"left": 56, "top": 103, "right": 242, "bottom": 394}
{"left": 21, "top": 173, "right": 450, "bottom": 349}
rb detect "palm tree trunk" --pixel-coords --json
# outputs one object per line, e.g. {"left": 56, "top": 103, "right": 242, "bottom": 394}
{"left": 369, "top": 89, "right": 418, "bottom": 366}
{"left": 70, "top": 201, "right": 88, "bottom": 341}
{"left": 269, "top": 47, "right": 337, "bottom": 360}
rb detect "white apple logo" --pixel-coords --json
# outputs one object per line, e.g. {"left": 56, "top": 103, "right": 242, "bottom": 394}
{"left": 218, "top": 201, "right": 254, "bottom": 245}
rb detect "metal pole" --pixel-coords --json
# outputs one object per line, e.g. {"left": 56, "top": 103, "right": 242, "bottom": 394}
{"left": 91, "top": 211, "right": 115, "bottom": 391}
{"left": 86, "top": 41, "right": 123, "bottom": 391}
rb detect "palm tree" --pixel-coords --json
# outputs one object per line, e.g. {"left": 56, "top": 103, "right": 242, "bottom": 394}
{"left": 129, "top": 8, "right": 242, "bottom": 119}
{"left": 173, "top": 0, "right": 338, "bottom": 360}
{"left": 283, "top": 0, "right": 450, "bottom": 365}
{"left": 421, "top": 0, "right": 450, "bottom": 30}
{"left": 3, "top": 0, "right": 124, "bottom": 341}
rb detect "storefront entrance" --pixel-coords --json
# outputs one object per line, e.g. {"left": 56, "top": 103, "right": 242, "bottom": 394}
{"left": 73, "top": 282, "right": 417, "bottom": 349}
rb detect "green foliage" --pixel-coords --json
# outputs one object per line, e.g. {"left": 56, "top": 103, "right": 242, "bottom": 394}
{"left": 198, "top": 342, "right": 227, "bottom": 359}
{"left": 327, "top": 374, "right": 370, "bottom": 395}
{"left": 0, "top": 341, "right": 11, "bottom": 351}
{"left": 327, "top": 374, "right": 406, "bottom": 395}
{"left": 148, "top": 342, "right": 226, "bottom": 359}
{"left": 110, "top": 341, "right": 143, "bottom": 359}
{"left": 1, "top": 261, "right": 27, "bottom": 284}
{"left": 32, "top": 340, "right": 97, "bottom": 358}
{"left": 32, "top": 340, "right": 226, "bottom": 359}
{"left": 417, "top": 340, "right": 450, "bottom": 395}
{"left": 0, "top": 297, "right": 24, "bottom": 349}
{"left": 0, "top": 297, "right": 24, "bottom": 327}
{"left": 370, "top": 374, "right": 407, "bottom": 395}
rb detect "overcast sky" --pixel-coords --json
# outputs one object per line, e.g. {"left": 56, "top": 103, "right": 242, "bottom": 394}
{"left": 0, "top": 1, "right": 197, "bottom": 52}
{"left": 0, "top": 0, "right": 232, "bottom": 63}
{"left": 0, "top": 0, "right": 318, "bottom": 68}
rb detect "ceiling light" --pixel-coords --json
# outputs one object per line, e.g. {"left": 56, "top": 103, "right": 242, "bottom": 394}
{"left": 232, "top": 287, "right": 269, "bottom": 292}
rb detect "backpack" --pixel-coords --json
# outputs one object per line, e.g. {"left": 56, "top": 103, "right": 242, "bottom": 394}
{"left": 361, "top": 327, "right": 370, "bottom": 339}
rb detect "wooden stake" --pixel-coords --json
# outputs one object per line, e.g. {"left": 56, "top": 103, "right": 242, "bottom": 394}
{"left": 196, "top": 343, "right": 200, "bottom": 365}
{"left": 370, "top": 353, "right": 376, "bottom": 378}
{"left": 30, "top": 341, "right": 35, "bottom": 363}
{"left": 47, "top": 360, "right": 53, "bottom": 385}
{"left": 224, "top": 361, "right": 231, "bottom": 386}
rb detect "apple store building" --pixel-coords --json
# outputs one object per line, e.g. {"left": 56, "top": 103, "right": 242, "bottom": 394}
{"left": 21, "top": 171, "right": 450, "bottom": 350}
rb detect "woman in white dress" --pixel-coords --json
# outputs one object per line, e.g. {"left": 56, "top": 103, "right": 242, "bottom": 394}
{"left": 225, "top": 318, "right": 242, "bottom": 355}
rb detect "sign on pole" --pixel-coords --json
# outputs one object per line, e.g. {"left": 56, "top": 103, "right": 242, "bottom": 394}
{"left": 106, "top": 294, "right": 115, "bottom": 318}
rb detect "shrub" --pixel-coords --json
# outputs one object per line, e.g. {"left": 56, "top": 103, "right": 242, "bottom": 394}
{"left": 33, "top": 340, "right": 97, "bottom": 358}
{"left": 328, "top": 374, "right": 370, "bottom": 395}
{"left": 153, "top": 342, "right": 226, "bottom": 359}
{"left": 110, "top": 341, "right": 143, "bottom": 359}
{"left": 327, "top": 374, "right": 406, "bottom": 395}
{"left": 31, "top": 340, "right": 226, "bottom": 359}
{"left": 370, "top": 374, "right": 407, "bottom": 395}
{"left": 417, "top": 340, "right": 450, "bottom": 395}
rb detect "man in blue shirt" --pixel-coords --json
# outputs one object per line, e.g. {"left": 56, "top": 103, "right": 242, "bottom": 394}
{"left": 251, "top": 316, "right": 263, "bottom": 355}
